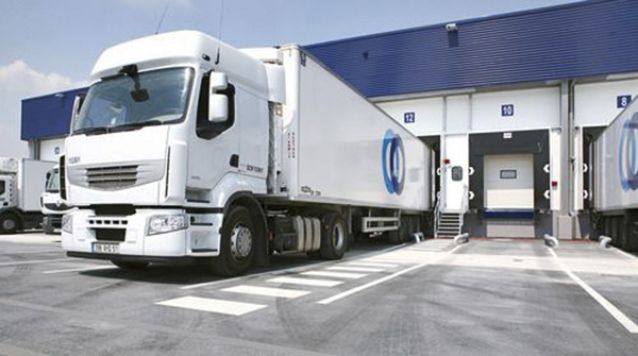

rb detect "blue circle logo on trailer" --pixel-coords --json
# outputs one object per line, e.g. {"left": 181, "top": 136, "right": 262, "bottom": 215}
{"left": 382, "top": 129, "right": 405, "bottom": 195}
{"left": 619, "top": 112, "right": 638, "bottom": 191}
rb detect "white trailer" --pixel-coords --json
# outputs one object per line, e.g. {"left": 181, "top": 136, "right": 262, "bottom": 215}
{"left": 0, "top": 157, "right": 55, "bottom": 233}
{"left": 592, "top": 96, "right": 638, "bottom": 251}
{"left": 40, "top": 166, "right": 73, "bottom": 234}
{"left": 61, "top": 31, "right": 431, "bottom": 275}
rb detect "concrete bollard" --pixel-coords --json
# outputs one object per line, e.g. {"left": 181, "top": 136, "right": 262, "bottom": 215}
{"left": 412, "top": 232, "right": 424, "bottom": 243}
{"left": 544, "top": 234, "right": 559, "bottom": 248}
{"left": 454, "top": 233, "right": 469, "bottom": 245}
{"left": 598, "top": 235, "right": 612, "bottom": 249}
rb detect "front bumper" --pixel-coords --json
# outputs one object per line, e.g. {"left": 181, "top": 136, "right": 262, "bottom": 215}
{"left": 61, "top": 208, "right": 223, "bottom": 259}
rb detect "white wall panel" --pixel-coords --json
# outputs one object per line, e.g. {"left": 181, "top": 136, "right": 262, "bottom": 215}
{"left": 446, "top": 95, "right": 470, "bottom": 134}
{"left": 550, "top": 129, "right": 561, "bottom": 211}
{"left": 376, "top": 97, "right": 444, "bottom": 136}
{"left": 471, "top": 87, "right": 560, "bottom": 132}
{"left": 39, "top": 138, "right": 65, "bottom": 162}
{"left": 575, "top": 78, "right": 638, "bottom": 127}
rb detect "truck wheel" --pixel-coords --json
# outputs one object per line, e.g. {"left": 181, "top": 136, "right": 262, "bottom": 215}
{"left": 319, "top": 213, "right": 348, "bottom": 260}
{"left": 111, "top": 260, "right": 149, "bottom": 270}
{"left": 213, "top": 206, "right": 255, "bottom": 276}
{"left": 0, "top": 214, "right": 19, "bottom": 234}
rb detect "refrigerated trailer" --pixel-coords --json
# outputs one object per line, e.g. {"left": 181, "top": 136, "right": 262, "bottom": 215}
{"left": 61, "top": 31, "right": 432, "bottom": 275}
{"left": 0, "top": 157, "right": 55, "bottom": 233}
{"left": 592, "top": 96, "right": 638, "bottom": 251}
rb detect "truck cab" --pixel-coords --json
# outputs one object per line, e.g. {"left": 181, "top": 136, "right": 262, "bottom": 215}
{"left": 41, "top": 166, "right": 72, "bottom": 234}
{"left": 61, "top": 31, "right": 270, "bottom": 273}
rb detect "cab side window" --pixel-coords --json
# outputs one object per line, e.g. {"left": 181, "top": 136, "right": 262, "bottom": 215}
{"left": 196, "top": 71, "right": 235, "bottom": 139}
{"left": 0, "top": 180, "right": 5, "bottom": 195}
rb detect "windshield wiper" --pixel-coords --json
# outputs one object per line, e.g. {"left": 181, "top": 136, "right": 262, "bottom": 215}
{"left": 110, "top": 119, "right": 163, "bottom": 132}
{"left": 74, "top": 126, "right": 109, "bottom": 135}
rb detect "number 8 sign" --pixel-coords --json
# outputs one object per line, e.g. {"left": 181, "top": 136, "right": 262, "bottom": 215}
{"left": 618, "top": 95, "right": 632, "bottom": 109}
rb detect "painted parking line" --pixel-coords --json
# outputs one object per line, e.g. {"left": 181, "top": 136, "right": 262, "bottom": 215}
{"left": 156, "top": 296, "right": 266, "bottom": 316}
{"left": 221, "top": 285, "right": 310, "bottom": 299}
{"left": 342, "top": 262, "right": 399, "bottom": 269}
{"left": 549, "top": 248, "right": 638, "bottom": 334}
{"left": 268, "top": 276, "right": 343, "bottom": 287}
{"left": 43, "top": 265, "right": 114, "bottom": 274}
{"left": 300, "top": 270, "right": 367, "bottom": 279}
{"left": 327, "top": 266, "right": 384, "bottom": 273}
{"left": 318, "top": 245, "right": 463, "bottom": 305}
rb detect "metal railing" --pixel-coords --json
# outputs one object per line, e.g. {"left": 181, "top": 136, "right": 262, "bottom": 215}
{"left": 434, "top": 191, "right": 441, "bottom": 238}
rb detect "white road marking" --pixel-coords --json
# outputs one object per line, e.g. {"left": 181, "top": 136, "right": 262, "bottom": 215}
{"left": 0, "top": 258, "right": 71, "bottom": 267}
{"left": 268, "top": 276, "right": 343, "bottom": 287}
{"left": 549, "top": 248, "right": 638, "bottom": 334}
{"left": 327, "top": 266, "right": 384, "bottom": 273}
{"left": 221, "top": 285, "right": 310, "bottom": 299}
{"left": 318, "top": 245, "right": 462, "bottom": 305}
{"left": 342, "top": 262, "right": 398, "bottom": 268}
{"left": 156, "top": 296, "right": 266, "bottom": 316}
{"left": 300, "top": 270, "right": 366, "bottom": 279}
{"left": 180, "top": 243, "right": 406, "bottom": 290}
{"left": 612, "top": 247, "right": 638, "bottom": 263}
{"left": 43, "top": 265, "right": 114, "bottom": 274}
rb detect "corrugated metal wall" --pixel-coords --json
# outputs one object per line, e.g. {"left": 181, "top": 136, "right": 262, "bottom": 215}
{"left": 21, "top": 87, "right": 87, "bottom": 140}
{"left": 304, "top": 0, "right": 638, "bottom": 98}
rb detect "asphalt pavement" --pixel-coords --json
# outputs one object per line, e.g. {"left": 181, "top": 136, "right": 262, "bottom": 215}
{"left": 0, "top": 234, "right": 637, "bottom": 355}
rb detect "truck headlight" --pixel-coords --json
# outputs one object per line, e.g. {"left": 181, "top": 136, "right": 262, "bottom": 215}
{"left": 147, "top": 214, "right": 189, "bottom": 236}
{"left": 62, "top": 215, "right": 73, "bottom": 234}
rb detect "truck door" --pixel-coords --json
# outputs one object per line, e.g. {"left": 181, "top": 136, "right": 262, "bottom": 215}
{"left": 0, "top": 178, "right": 6, "bottom": 207}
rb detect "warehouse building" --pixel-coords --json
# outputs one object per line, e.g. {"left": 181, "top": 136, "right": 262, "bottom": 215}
{"left": 21, "top": 0, "right": 638, "bottom": 239}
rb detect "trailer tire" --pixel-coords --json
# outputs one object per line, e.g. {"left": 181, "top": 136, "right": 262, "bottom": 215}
{"left": 0, "top": 213, "right": 19, "bottom": 234}
{"left": 111, "top": 260, "right": 149, "bottom": 270}
{"left": 319, "top": 213, "right": 348, "bottom": 260}
{"left": 213, "top": 206, "right": 255, "bottom": 276}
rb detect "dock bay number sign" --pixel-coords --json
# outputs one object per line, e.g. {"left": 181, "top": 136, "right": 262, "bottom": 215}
{"left": 404, "top": 112, "right": 416, "bottom": 123}
{"left": 501, "top": 104, "right": 514, "bottom": 117}
{"left": 618, "top": 95, "right": 632, "bottom": 109}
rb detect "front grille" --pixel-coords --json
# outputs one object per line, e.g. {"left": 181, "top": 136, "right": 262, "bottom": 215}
{"left": 95, "top": 228, "right": 126, "bottom": 242}
{"left": 86, "top": 165, "right": 138, "bottom": 189}
{"left": 44, "top": 203, "right": 71, "bottom": 211}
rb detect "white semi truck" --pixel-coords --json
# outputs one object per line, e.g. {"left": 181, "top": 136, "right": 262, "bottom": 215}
{"left": 592, "top": 96, "right": 638, "bottom": 251}
{"left": 41, "top": 166, "right": 73, "bottom": 234}
{"left": 60, "top": 31, "right": 431, "bottom": 275}
{"left": 0, "top": 157, "right": 55, "bottom": 234}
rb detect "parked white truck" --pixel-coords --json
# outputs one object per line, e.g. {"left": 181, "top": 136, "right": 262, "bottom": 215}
{"left": 41, "top": 166, "right": 73, "bottom": 234}
{"left": 60, "top": 31, "right": 431, "bottom": 275}
{"left": 592, "top": 96, "right": 638, "bottom": 251}
{"left": 0, "top": 157, "right": 55, "bottom": 234}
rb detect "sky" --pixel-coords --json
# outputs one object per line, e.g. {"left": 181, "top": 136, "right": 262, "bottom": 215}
{"left": 0, "top": 0, "right": 581, "bottom": 158}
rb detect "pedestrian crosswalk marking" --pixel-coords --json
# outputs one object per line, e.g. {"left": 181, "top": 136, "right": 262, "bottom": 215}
{"left": 268, "top": 276, "right": 343, "bottom": 287}
{"left": 300, "top": 270, "right": 367, "bottom": 279}
{"left": 156, "top": 296, "right": 266, "bottom": 316}
{"left": 327, "top": 266, "right": 384, "bottom": 273}
{"left": 221, "top": 285, "right": 310, "bottom": 299}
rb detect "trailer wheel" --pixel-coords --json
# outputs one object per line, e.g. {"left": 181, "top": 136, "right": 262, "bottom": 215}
{"left": 213, "top": 206, "right": 255, "bottom": 276}
{"left": 111, "top": 260, "right": 149, "bottom": 270}
{"left": 319, "top": 213, "right": 348, "bottom": 260}
{"left": 0, "top": 213, "right": 19, "bottom": 234}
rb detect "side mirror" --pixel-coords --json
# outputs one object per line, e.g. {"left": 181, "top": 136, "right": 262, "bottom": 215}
{"left": 71, "top": 95, "right": 85, "bottom": 131}
{"left": 209, "top": 94, "right": 229, "bottom": 123}
{"left": 209, "top": 72, "right": 229, "bottom": 123}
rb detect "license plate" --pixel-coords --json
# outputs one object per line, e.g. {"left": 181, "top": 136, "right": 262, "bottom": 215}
{"left": 93, "top": 243, "right": 120, "bottom": 254}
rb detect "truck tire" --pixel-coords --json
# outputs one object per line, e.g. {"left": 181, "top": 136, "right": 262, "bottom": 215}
{"left": 0, "top": 213, "right": 19, "bottom": 234}
{"left": 319, "top": 213, "right": 348, "bottom": 260}
{"left": 213, "top": 206, "right": 255, "bottom": 276}
{"left": 111, "top": 260, "right": 149, "bottom": 270}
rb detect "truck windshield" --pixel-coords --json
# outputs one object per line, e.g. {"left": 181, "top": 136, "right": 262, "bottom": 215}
{"left": 73, "top": 67, "right": 193, "bottom": 134}
{"left": 46, "top": 169, "right": 59, "bottom": 193}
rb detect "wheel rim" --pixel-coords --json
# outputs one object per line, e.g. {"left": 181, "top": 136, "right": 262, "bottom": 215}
{"left": 230, "top": 223, "right": 253, "bottom": 259}
{"left": 2, "top": 219, "right": 15, "bottom": 231}
{"left": 332, "top": 222, "right": 345, "bottom": 250}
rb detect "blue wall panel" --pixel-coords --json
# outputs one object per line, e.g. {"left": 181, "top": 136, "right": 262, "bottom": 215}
{"left": 21, "top": 87, "right": 87, "bottom": 140}
{"left": 304, "top": 0, "right": 638, "bottom": 98}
